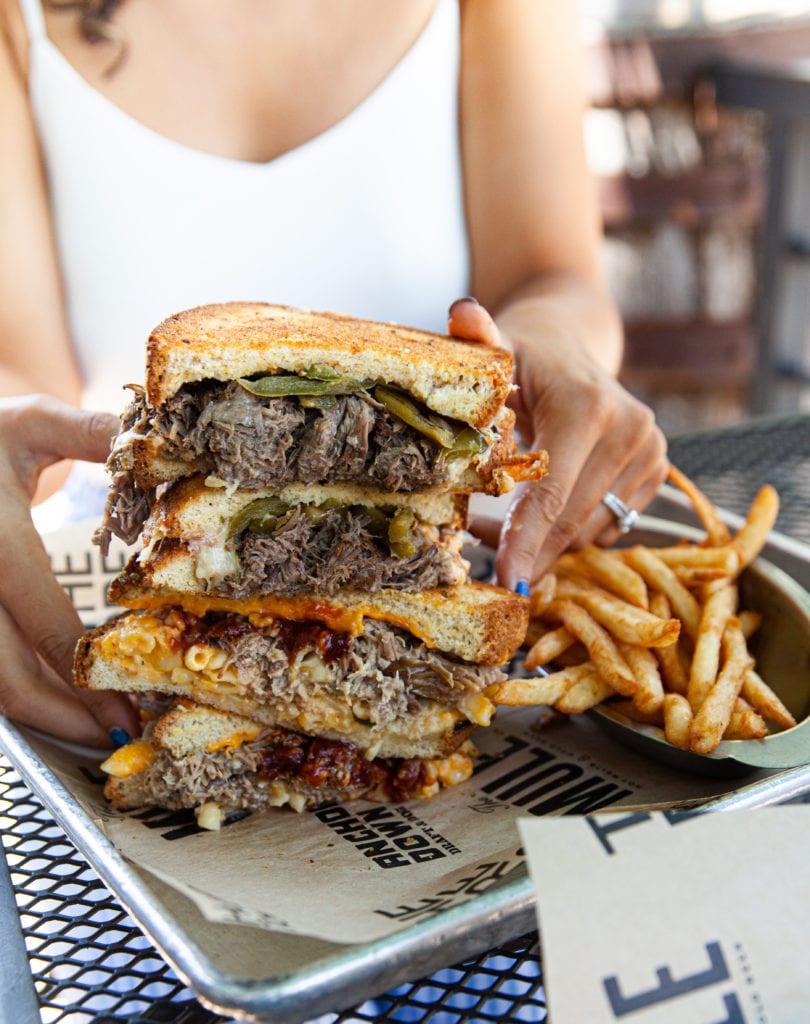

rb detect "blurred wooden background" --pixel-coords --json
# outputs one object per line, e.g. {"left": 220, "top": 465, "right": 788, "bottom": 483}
{"left": 581, "top": 2, "right": 810, "bottom": 434}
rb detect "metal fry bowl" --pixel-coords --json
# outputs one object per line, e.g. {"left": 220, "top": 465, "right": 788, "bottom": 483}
{"left": 591, "top": 517, "right": 810, "bottom": 778}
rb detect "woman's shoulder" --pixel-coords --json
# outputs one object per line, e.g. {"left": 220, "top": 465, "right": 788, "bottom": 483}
{"left": 0, "top": 0, "right": 29, "bottom": 86}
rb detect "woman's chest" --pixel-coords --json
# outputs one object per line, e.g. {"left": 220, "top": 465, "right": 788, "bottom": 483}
{"left": 41, "top": 0, "right": 438, "bottom": 163}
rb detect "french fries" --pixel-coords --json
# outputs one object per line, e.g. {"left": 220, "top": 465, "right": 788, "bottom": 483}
{"left": 741, "top": 667, "right": 796, "bottom": 731}
{"left": 556, "top": 666, "right": 616, "bottom": 714}
{"left": 524, "top": 625, "right": 576, "bottom": 671}
{"left": 689, "top": 619, "right": 752, "bottom": 754}
{"left": 491, "top": 470, "right": 796, "bottom": 756}
{"left": 546, "top": 599, "right": 638, "bottom": 697}
{"left": 555, "top": 547, "right": 648, "bottom": 609}
{"left": 733, "top": 485, "right": 780, "bottom": 569}
{"left": 617, "top": 641, "right": 664, "bottom": 714}
{"left": 687, "top": 584, "right": 738, "bottom": 711}
{"left": 621, "top": 546, "right": 703, "bottom": 641}
{"left": 649, "top": 591, "right": 689, "bottom": 695}
{"left": 667, "top": 464, "right": 732, "bottom": 546}
{"left": 488, "top": 668, "right": 574, "bottom": 708}
{"left": 553, "top": 575, "right": 681, "bottom": 647}
{"left": 663, "top": 693, "right": 693, "bottom": 750}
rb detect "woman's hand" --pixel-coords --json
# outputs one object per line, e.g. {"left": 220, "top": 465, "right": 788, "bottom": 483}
{"left": 448, "top": 298, "right": 669, "bottom": 590}
{"left": 0, "top": 395, "right": 140, "bottom": 746}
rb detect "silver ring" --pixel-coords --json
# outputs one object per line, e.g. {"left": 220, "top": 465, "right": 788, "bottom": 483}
{"left": 602, "top": 491, "right": 639, "bottom": 534}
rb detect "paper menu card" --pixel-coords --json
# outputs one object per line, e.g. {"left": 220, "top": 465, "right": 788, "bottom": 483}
{"left": 519, "top": 808, "right": 810, "bottom": 1023}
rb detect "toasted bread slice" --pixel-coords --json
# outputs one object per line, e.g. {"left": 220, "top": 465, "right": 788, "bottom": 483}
{"left": 145, "top": 477, "right": 469, "bottom": 537}
{"left": 107, "top": 570, "right": 529, "bottom": 666}
{"left": 145, "top": 302, "right": 513, "bottom": 427}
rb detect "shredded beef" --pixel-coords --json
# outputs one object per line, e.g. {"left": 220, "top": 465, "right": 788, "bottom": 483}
{"left": 293, "top": 398, "right": 354, "bottom": 481}
{"left": 219, "top": 506, "right": 456, "bottom": 597}
{"left": 154, "top": 384, "right": 211, "bottom": 461}
{"left": 96, "top": 380, "right": 456, "bottom": 549}
{"left": 187, "top": 385, "right": 306, "bottom": 485}
{"left": 177, "top": 383, "right": 445, "bottom": 490}
{"left": 151, "top": 381, "right": 448, "bottom": 491}
{"left": 93, "top": 387, "right": 156, "bottom": 553}
{"left": 195, "top": 616, "right": 504, "bottom": 726}
{"left": 93, "top": 471, "right": 154, "bottom": 554}
{"left": 330, "top": 398, "right": 375, "bottom": 478}
{"left": 122, "top": 729, "right": 427, "bottom": 811}
{"left": 368, "top": 413, "right": 443, "bottom": 490}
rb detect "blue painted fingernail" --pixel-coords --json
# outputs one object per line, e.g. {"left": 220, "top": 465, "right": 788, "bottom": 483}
{"left": 515, "top": 579, "right": 530, "bottom": 597}
{"left": 110, "top": 728, "right": 130, "bottom": 748}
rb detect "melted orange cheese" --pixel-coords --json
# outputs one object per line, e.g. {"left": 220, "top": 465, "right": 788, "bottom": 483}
{"left": 206, "top": 727, "right": 261, "bottom": 754}
{"left": 100, "top": 740, "right": 157, "bottom": 778}
{"left": 116, "top": 590, "right": 366, "bottom": 635}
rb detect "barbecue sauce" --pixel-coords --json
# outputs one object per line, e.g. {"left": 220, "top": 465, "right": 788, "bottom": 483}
{"left": 172, "top": 610, "right": 352, "bottom": 664}
{"left": 275, "top": 619, "right": 352, "bottom": 664}
{"left": 256, "top": 732, "right": 427, "bottom": 801}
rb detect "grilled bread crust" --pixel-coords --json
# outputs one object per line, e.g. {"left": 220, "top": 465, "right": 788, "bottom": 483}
{"left": 142, "top": 477, "right": 470, "bottom": 540}
{"left": 105, "top": 568, "right": 529, "bottom": 666}
{"left": 145, "top": 301, "right": 514, "bottom": 427}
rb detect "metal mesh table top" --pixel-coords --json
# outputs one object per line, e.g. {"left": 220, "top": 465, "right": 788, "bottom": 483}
{"left": 2, "top": 413, "right": 810, "bottom": 1024}
{"left": 0, "top": 755, "right": 546, "bottom": 1023}
{"left": 666, "top": 413, "right": 810, "bottom": 545}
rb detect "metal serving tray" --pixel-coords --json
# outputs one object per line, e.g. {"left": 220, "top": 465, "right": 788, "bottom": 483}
{"left": 3, "top": 513, "right": 810, "bottom": 1023}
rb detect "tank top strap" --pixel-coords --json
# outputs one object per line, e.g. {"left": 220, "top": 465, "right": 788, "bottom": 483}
{"left": 18, "top": 0, "right": 47, "bottom": 41}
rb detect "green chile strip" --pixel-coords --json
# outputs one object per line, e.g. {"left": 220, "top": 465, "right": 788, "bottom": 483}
{"left": 237, "top": 372, "right": 374, "bottom": 399}
{"left": 438, "top": 426, "right": 488, "bottom": 463}
{"left": 236, "top": 365, "right": 484, "bottom": 452}
{"left": 373, "top": 385, "right": 456, "bottom": 448}
{"left": 388, "top": 508, "right": 417, "bottom": 558}
{"left": 228, "top": 496, "right": 292, "bottom": 536}
{"left": 228, "top": 497, "right": 417, "bottom": 559}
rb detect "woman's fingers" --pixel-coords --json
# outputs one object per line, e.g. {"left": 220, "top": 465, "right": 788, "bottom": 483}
{"left": 0, "top": 516, "right": 139, "bottom": 743}
{"left": 443, "top": 300, "right": 667, "bottom": 594}
{"left": 0, "top": 604, "right": 133, "bottom": 747}
{"left": 0, "top": 398, "right": 117, "bottom": 682}
{"left": 576, "top": 439, "right": 669, "bottom": 548}
{"left": 0, "top": 395, "right": 118, "bottom": 493}
{"left": 41, "top": 652, "right": 140, "bottom": 745}
{"left": 495, "top": 379, "right": 667, "bottom": 588}
{"left": 0, "top": 489, "right": 83, "bottom": 682}
{"left": 495, "top": 387, "right": 609, "bottom": 588}
{"left": 531, "top": 407, "right": 666, "bottom": 570}
{"left": 447, "top": 298, "right": 507, "bottom": 348}
{"left": 0, "top": 396, "right": 137, "bottom": 745}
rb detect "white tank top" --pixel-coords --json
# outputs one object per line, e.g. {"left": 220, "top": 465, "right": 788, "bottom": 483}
{"left": 20, "top": 0, "right": 470, "bottom": 416}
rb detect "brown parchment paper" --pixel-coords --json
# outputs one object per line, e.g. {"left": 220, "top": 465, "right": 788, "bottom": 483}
{"left": 30, "top": 520, "right": 775, "bottom": 945}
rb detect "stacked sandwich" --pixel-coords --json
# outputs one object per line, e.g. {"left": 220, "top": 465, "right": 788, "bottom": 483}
{"left": 75, "top": 302, "right": 547, "bottom": 825}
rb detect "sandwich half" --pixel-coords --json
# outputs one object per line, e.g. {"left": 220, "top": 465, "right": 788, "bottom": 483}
{"left": 95, "top": 302, "right": 547, "bottom": 550}
{"left": 131, "top": 477, "right": 472, "bottom": 597}
{"left": 75, "top": 579, "right": 527, "bottom": 762}
{"left": 99, "top": 699, "right": 477, "bottom": 822}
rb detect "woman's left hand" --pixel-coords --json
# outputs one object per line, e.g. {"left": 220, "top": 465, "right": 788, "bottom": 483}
{"left": 448, "top": 298, "right": 669, "bottom": 590}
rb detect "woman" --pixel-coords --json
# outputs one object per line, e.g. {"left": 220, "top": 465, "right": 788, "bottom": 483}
{"left": 0, "top": 0, "right": 667, "bottom": 745}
